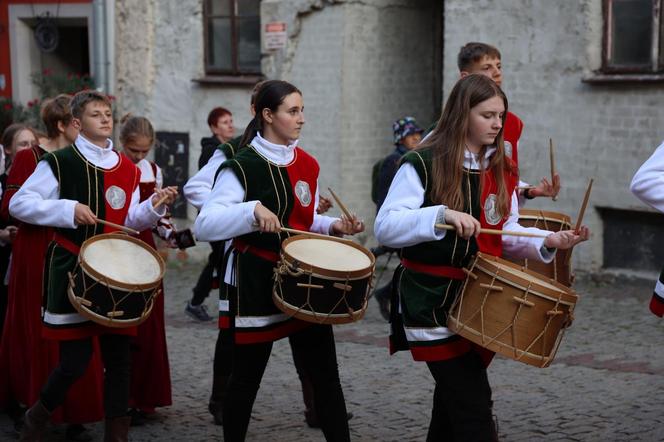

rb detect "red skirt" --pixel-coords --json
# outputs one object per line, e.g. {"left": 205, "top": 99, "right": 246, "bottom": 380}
{"left": 128, "top": 229, "right": 172, "bottom": 410}
{"left": 0, "top": 224, "right": 104, "bottom": 423}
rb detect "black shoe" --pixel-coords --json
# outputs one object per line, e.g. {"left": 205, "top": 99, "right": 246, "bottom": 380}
{"left": 208, "top": 401, "right": 223, "bottom": 426}
{"left": 66, "top": 424, "right": 93, "bottom": 442}
{"left": 128, "top": 408, "right": 147, "bottom": 426}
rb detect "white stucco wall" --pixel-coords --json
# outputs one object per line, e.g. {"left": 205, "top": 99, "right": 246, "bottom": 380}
{"left": 443, "top": 0, "right": 664, "bottom": 271}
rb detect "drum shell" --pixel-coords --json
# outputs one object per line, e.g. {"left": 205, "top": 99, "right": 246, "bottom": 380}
{"left": 509, "top": 209, "right": 573, "bottom": 286}
{"left": 68, "top": 266, "right": 159, "bottom": 328}
{"left": 448, "top": 253, "right": 577, "bottom": 368}
{"left": 67, "top": 233, "right": 165, "bottom": 328}
{"left": 273, "top": 235, "right": 375, "bottom": 325}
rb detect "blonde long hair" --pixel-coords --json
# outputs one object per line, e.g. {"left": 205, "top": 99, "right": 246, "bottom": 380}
{"left": 419, "top": 74, "right": 515, "bottom": 219}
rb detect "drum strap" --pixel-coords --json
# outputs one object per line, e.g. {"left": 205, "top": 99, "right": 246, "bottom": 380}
{"left": 232, "top": 239, "right": 279, "bottom": 263}
{"left": 401, "top": 258, "right": 465, "bottom": 280}
{"left": 54, "top": 233, "right": 81, "bottom": 255}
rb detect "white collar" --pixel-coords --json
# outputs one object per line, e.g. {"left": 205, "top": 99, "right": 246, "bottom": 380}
{"left": 74, "top": 134, "right": 118, "bottom": 168}
{"left": 463, "top": 146, "right": 496, "bottom": 170}
{"left": 250, "top": 132, "right": 299, "bottom": 165}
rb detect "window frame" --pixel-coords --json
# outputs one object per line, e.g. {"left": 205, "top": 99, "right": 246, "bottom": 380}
{"left": 203, "top": 0, "right": 261, "bottom": 76}
{"left": 601, "top": 0, "right": 663, "bottom": 74}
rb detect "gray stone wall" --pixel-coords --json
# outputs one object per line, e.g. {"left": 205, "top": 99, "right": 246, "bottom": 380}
{"left": 443, "top": 0, "right": 664, "bottom": 271}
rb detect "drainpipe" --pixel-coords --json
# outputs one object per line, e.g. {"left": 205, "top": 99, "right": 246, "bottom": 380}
{"left": 92, "top": 0, "right": 107, "bottom": 92}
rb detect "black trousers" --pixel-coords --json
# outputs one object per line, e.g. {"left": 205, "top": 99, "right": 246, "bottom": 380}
{"left": 191, "top": 241, "right": 223, "bottom": 306}
{"left": 40, "top": 334, "right": 131, "bottom": 419}
{"left": 222, "top": 324, "right": 350, "bottom": 442}
{"left": 211, "top": 328, "right": 320, "bottom": 421}
{"left": 425, "top": 351, "right": 496, "bottom": 442}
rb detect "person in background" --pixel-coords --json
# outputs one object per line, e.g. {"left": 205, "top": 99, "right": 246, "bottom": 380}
{"left": 119, "top": 114, "right": 174, "bottom": 425}
{"left": 185, "top": 107, "right": 236, "bottom": 322}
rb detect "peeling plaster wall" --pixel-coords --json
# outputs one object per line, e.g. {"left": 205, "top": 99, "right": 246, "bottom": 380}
{"left": 444, "top": 0, "right": 664, "bottom": 272}
{"left": 115, "top": 0, "right": 255, "bottom": 220}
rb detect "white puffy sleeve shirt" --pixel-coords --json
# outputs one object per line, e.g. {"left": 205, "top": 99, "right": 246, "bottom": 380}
{"left": 631, "top": 140, "right": 664, "bottom": 213}
{"left": 9, "top": 136, "right": 164, "bottom": 232}
{"left": 183, "top": 149, "right": 227, "bottom": 210}
{"left": 194, "top": 133, "right": 339, "bottom": 242}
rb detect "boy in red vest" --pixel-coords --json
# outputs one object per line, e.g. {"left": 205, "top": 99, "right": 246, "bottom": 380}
{"left": 10, "top": 90, "right": 177, "bottom": 441}
{"left": 458, "top": 42, "right": 560, "bottom": 203}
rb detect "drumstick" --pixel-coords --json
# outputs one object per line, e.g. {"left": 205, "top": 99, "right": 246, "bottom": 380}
{"left": 281, "top": 227, "right": 336, "bottom": 240}
{"left": 153, "top": 186, "right": 178, "bottom": 208}
{"left": 434, "top": 224, "right": 549, "bottom": 238}
{"left": 565, "top": 178, "right": 594, "bottom": 266}
{"left": 96, "top": 219, "right": 140, "bottom": 235}
{"left": 327, "top": 187, "right": 354, "bottom": 221}
{"left": 550, "top": 138, "right": 557, "bottom": 201}
{"left": 574, "top": 178, "right": 594, "bottom": 234}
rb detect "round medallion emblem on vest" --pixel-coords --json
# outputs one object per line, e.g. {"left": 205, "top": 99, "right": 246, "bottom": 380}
{"left": 294, "top": 180, "right": 312, "bottom": 207}
{"left": 504, "top": 141, "right": 513, "bottom": 159}
{"left": 105, "top": 185, "right": 127, "bottom": 210}
{"left": 483, "top": 194, "right": 502, "bottom": 226}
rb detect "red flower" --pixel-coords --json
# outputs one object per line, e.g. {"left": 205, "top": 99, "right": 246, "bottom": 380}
{"left": 107, "top": 95, "right": 116, "bottom": 101}
{"left": 42, "top": 68, "right": 53, "bottom": 76}
{"left": 3, "top": 103, "right": 12, "bottom": 110}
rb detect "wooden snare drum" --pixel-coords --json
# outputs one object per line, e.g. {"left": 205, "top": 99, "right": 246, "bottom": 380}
{"left": 448, "top": 252, "right": 577, "bottom": 368}
{"left": 67, "top": 233, "right": 165, "bottom": 328}
{"left": 510, "top": 209, "right": 573, "bottom": 286}
{"left": 273, "top": 235, "right": 375, "bottom": 324}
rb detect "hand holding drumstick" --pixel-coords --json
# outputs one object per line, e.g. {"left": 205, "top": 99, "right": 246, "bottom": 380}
{"left": 327, "top": 187, "right": 364, "bottom": 235}
{"left": 526, "top": 175, "right": 561, "bottom": 199}
{"left": 151, "top": 186, "right": 178, "bottom": 209}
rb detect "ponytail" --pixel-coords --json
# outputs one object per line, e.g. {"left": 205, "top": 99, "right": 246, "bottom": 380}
{"left": 239, "top": 116, "right": 260, "bottom": 149}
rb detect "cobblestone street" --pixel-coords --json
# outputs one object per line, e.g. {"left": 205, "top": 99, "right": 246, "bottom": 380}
{"left": 1, "top": 246, "right": 663, "bottom": 441}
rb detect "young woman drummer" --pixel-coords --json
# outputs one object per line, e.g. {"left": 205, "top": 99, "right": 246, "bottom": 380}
{"left": 194, "top": 79, "right": 362, "bottom": 441}
{"left": 374, "top": 74, "right": 589, "bottom": 441}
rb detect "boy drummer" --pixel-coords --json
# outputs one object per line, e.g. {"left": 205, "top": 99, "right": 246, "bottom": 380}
{"left": 10, "top": 90, "right": 177, "bottom": 441}
{"left": 458, "top": 42, "right": 560, "bottom": 203}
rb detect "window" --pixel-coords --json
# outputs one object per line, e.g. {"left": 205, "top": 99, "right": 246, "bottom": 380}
{"left": 204, "top": 0, "right": 261, "bottom": 75}
{"left": 602, "top": 0, "right": 663, "bottom": 73}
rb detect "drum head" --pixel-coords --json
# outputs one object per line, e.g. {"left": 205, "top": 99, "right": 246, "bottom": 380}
{"left": 81, "top": 235, "right": 163, "bottom": 286}
{"left": 283, "top": 238, "right": 372, "bottom": 272}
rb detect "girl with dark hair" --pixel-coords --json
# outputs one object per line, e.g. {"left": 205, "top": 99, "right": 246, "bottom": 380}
{"left": 195, "top": 79, "right": 362, "bottom": 441}
{"left": 119, "top": 114, "right": 174, "bottom": 423}
{"left": 375, "top": 74, "right": 589, "bottom": 441}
